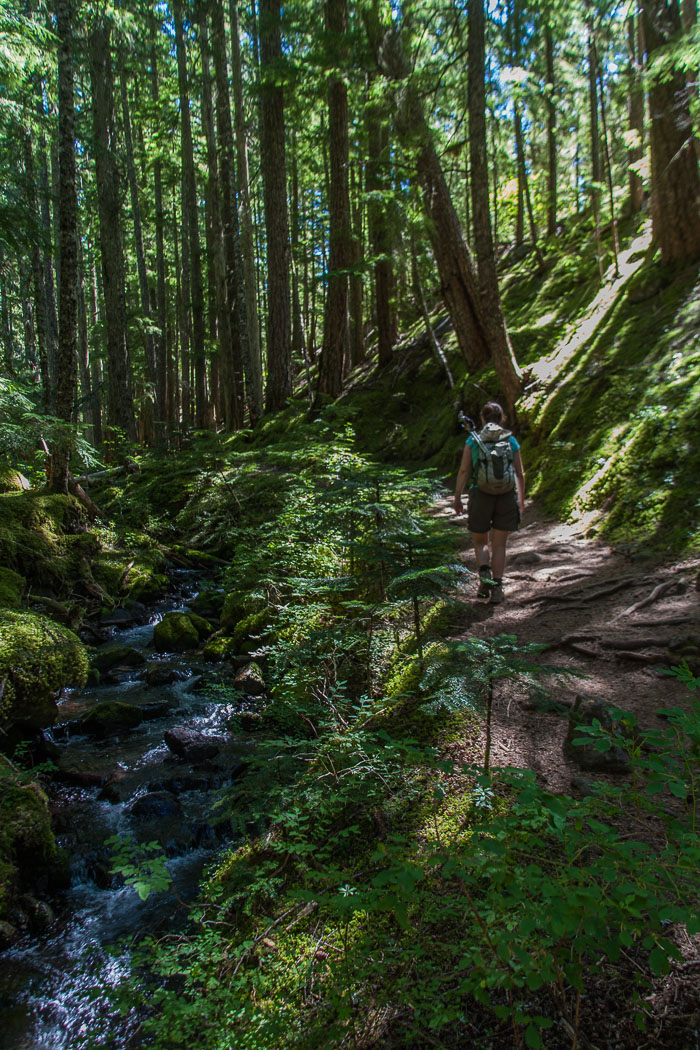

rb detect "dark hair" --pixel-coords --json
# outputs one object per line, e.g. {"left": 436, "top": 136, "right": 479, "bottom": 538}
{"left": 481, "top": 401, "right": 504, "bottom": 424}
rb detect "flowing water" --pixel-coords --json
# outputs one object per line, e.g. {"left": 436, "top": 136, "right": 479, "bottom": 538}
{"left": 0, "top": 574, "right": 244, "bottom": 1049}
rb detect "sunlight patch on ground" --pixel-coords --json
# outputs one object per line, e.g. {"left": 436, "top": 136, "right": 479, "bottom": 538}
{"left": 528, "top": 223, "right": 652, "bottom": 389}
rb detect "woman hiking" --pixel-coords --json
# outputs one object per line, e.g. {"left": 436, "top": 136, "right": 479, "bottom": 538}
{"left": 454, "top": 402, "right": 525, "bottom": 604}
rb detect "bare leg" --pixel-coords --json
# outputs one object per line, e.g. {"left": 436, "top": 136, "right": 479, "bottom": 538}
{"left": 491, "top": 529, "right": 510, "bottom": 579}
{"left": 471, "top": 532, "right": 490, "bottom": 569}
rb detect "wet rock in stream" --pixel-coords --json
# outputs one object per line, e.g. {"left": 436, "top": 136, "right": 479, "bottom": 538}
{"left": 79, "top": 701, "right": 144, "bottom": 738}
{"left": 164, "top": 726, "right": 226, "bottom": 762}
{"left": 128, "top": 791, "right": 182, "bottom": 820}
{"left": 91, "top": 646, "right": 147, "bottom": 674}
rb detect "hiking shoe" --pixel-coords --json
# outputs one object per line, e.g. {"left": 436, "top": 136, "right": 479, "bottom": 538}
{"left": 477, "top": 566, "right": 492, "bottom": 598}
{"left": 490, "top": 581, "right": 504, "bottom": 605}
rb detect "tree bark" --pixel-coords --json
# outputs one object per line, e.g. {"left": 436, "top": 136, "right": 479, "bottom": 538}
{"left": 51, "top": 0, "right": 78, "bottom": 493}
{"left": 259, "top": 0, "right": 292, "bottom": 412}
{"left": 588, "top": 25, "right": 604, "bottom": 279}
{"left": 90, "top": 19, "right": 136, "bottom": 443}
{"left": 641, "top": 0, "right": 700, "bottom": 262}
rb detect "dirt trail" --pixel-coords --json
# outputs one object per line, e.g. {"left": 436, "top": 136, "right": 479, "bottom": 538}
{"left": 439, "top": 499, "right": 700, "bottom": 794}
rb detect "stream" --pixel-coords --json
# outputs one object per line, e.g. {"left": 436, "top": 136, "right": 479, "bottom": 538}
{"left": 0, "top": 573, "right": 248, "bottom": 1050}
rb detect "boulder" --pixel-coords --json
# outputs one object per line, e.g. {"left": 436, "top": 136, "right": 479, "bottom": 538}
{"left": 0, "top": 567, "right": 25, "bottom": 609}
{"left": 146, "top": 662, "right": 189, "bottom": 687}
{"left": 154, "top": 612, "right": 212, "bottom": 653}
{"left": 164, "top": 727, "right": 223, "bottom": 762}
{"left": 91, "top": 646, "right": 147, "bottom": 674}
{"left": 0, "top": 467, "right": 30, "bottom": 493}
{"left": 80, "top": 701, "right": 144, "bottom": 738}
{"left": 564, "top": 695, "right": 633, "bottom": 774}
{"left": 234, "top": 662, "right": 266, "bottom": 696}
{"left": 100, "top": 605, "right": 148, "bottom": 629}
{"left": 128, "top": 791, "right": 182, "bottom": 820}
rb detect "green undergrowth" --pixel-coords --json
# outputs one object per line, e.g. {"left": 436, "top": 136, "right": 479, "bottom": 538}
{"left": 95, "top": 423, "right": 700, "bottom": 1050}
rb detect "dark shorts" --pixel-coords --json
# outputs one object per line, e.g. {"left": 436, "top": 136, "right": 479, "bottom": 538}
{"left": 468, "top": 488, "right": 519, "bottom": 533}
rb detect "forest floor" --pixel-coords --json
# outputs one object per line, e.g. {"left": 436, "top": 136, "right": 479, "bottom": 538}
{"left": 440, "top": 497, "right": 700, "bottom": 795}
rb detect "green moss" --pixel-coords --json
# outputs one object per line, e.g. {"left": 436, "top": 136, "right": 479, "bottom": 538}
{"left": 0, "top": 568, "right": 25, "bottom": 609}
{"left": 0, "top": 610, "right": 88, "bottom": 731}
{"left": 0, "top": 467, "right": 28, "bottom": 493}
{"left": 0, "top": 492, "right": 85, "bottom": 592}
{"left": 125, "top": 569, "right": 169, "bottom": 602}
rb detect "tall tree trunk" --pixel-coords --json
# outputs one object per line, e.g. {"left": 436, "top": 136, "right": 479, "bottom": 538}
{"left": 90, "top": 19, "right": 136, "bottom": 443}
{"left": 20, "top": 260, "right": 38, "bottom": 382}
{"left": 22, "top": 128, "right": 51, "bottom": 409}
{"left": 150, "top": 17, "right": 168, "bottom": 436}
{"left": 120, "top": 70, "right": 158, "bottom": 434}
{"left": 199, "top": 2, "right": 236, "bottom": 429}
{"left": 290, "top": 134, "right": 305, "bottom": 365}
{"left": 514, "top": 107, "right": 545, "bottom": 271}
{"left": 365, "top": 71, "right": 394, "bottom": 367}
{"left": 209, "top": 0, "right": 247, "bottom": 429}
{"left": 627, "top": 15, "right": 645, "bottom": 214}
{"left": 349, "top": 157, "right": 365, "bottom": 367}
{"left": 588, "top": 25, "right": 604, "bottom": 279}
{"left": 468, "top": 0, "right": 522, "bottom": 416}
{"left": 0, "top": 249, "right": 14, "bottom": 376}
{"left": 37, "top": 115, "right": 59, "bottom": 404}
{"left": 51, "top": 0, "right": 78, "bottom": 493}
{"left": 596, "top": 52, "right": 620, "bottom": 275}
{"left": 545, "top": 23, "right": 557, "bottom": 237}
{"left": 317, "top": 0, "right": 352, "bottom": 398}
{"left": 230, "top": 0, "right": 263, "bottom": 422}
{"left": 641, "top": 0, "right": 700, "bottom": 261}
{"left": 173, "top": 0, "right": 209, "bottom": 429}
{"left": 259, "top": 0, "right": 292, "bottom": 412}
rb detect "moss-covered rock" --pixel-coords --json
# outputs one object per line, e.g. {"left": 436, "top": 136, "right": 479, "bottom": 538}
{"left": 153, "top": 611, "right": 211, "bottom": 653}
{"left": 0, "top": 568, "right": 25, "bottom": 609}
{"left": 232, "top": 609, "right": 270, "bottom": 650}
{"left": 234, "top": 662, "right": 266, "bottom": 695}
{"left": 0, "top": 466, "right": 30, "bottom": 493}
{"left": 0, "top": 492, "right": 86, "bottom": 593}
{"left": 91, "top": 646, "right": 147, "bottom": 674}
{"left": 0, "top": 756, "right": 57, "bottom": 922}
{"left": 126, "top": 571, "right": 169, "bottom": 603}
{"left": 202, "top": 635, "right": 237, "bottom": 662}
{"left": 220, "top": 591, "right": 252, "bottom": 632}
{"left": 0, "top": 610, "right": 89, "bottom": 732}
{"left": 80, "top": 701, "right": 144, "bottom": 738}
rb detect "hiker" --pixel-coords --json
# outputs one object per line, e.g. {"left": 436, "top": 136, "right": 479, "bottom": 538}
{"left": 453, "top": 402, "right": 525, "bottom": 604}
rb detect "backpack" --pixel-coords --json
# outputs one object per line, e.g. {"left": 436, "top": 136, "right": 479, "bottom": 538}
{"left": 471, "top": 423, "right": 515, "bottom": 495}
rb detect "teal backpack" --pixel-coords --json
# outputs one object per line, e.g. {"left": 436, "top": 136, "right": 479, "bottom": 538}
{"left": 471, "top": 423, "right": 515, "bottom": 495}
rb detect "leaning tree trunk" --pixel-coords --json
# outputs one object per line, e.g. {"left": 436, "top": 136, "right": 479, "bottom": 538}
{"left": 641, "top": 0, "right": 700, "bottom": 262}
{"left": 259, "top": 0, "right": 292, "bottom": 412}
{"left": 51, "top": 0, "right": 78, "bottom": 493}
{"left": 376, "top": 29, "right": 490, "bottom": 371}
{"left": 90, "top": 19, "right": 136, "bottom": 443}
{"left": 468, "top": 0, "right": 522, "bottom": 416}
{"left": 317, "top": 0, "right": 352, "bottom": 399}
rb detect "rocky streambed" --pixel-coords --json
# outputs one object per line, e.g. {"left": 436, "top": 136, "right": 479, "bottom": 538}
{"left": 0, "top": 572, "right": 263, "bottom": 1050}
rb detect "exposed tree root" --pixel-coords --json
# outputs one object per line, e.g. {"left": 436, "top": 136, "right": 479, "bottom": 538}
{"left": 620, "top": 580, "right": 684, "bottom": 617}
